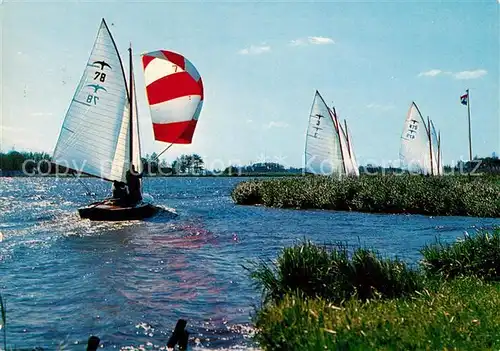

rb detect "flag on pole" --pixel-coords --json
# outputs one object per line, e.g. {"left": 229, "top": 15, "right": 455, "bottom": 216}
{"left": 460, "top": 92, "right": 468, "bottom": 105}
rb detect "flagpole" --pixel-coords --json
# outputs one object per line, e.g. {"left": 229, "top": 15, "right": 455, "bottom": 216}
{"left": 427, "top": 116, "right": 433, "bottom": 176}
{"left": 467, "top": 88, "right": 472, "bottom": 162}
{"left": 437, "top": 131, "right": 441, "bottom": 176}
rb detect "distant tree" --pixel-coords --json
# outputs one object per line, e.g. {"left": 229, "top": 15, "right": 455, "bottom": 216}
{"left": 223, "top": 165, "right": 240, "bottom": 176}
{"left": 0, "top": 151, "right": 51, "bottom": 173}
{"left": 191, "top": 154, "right": 204, "bottom": 174}
{"left": 241, "top": 162, "right": 285, "bottom": 174}
{"left": 172, "top": 154, "right": 205, "bottom": 175}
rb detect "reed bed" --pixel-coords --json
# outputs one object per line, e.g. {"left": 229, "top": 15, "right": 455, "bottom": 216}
{"left": 232, "top": 175, "right": 500, "bottom": 217}
{"left": 251, "top": 230, "right": 500, "bottom": 350}
{"left": 421, "top": 229, "right": 500, "bottom": 281}
{"left": 247, "top": 240, "right": 423, "bottom": 304}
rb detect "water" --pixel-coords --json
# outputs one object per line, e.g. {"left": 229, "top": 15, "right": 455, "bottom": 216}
{"left": 1, "top": 177, "right": 499, "bottom": 350}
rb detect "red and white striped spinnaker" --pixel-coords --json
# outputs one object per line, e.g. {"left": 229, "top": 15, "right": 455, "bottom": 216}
{"left": 142, "top": 50, "right": 204, "bottom": 144}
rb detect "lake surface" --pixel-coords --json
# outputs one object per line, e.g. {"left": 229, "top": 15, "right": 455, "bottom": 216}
{"left": 1, "top": 177, "right": 499, "bottom": 350}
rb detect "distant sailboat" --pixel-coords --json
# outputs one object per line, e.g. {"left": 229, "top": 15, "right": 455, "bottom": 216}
{"left": 52, "top": 19, "right": 203, "bottom": 220}
{"left": 430, "top": 119, "right": 443, "bottom": 176}
{"left": 304, "top": 90, "right": 359, "bottom": 177}
{"left": 338, "top": 118, "right": 360, "bottom": 177}
{"left": 399, "top": 102, "right": 442, "bottom": 175}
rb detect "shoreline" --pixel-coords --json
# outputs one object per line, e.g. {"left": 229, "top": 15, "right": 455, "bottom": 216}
{"left": 250, "top": 230, "right": 500, "bottom": 350}
{"left": 231, "top": 175, "right": 500, "bottom": 218}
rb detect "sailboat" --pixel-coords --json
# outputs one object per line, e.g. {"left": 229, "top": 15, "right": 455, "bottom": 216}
{"left": 337, "top": 117, "right": 360, "bottom": 177}
{"left": 429, "top": 119, "right": 443, "bottom": 176}
{"left": 399, "top": 102, "right": 442, "bottom": 175}
{"left": 52, "top": 19, "right": 203, "bottom": 220}
{"left": 304, "top": 90, "right": 359, "bottom": 177}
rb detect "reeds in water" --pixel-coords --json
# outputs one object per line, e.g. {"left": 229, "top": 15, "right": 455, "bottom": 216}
{"left": 247, "top": 240, "right": 424, "bottom": 305}
{"left": 232, "top": 175, "right": 500, "bottom": 217}
{"left": 251, "top": 230, "right": 500, "bottom": 350}
{"left": 421, "top": 229, "right": 500, "bottom": 281}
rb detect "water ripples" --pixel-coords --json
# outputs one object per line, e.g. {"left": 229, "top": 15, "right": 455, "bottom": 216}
{"left": 0, "top": 177, "right": 499, "bottom": 349}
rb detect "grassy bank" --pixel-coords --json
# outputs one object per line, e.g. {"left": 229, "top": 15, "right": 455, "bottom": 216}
{"left": 248, "top": 241, "right": 424, "bottom": 304}
{"left": 251, "top": 229, "right": 500, "bottom": 350}
{"left": 232, "top": 174, "right": 500, "bottom": 217}
{"left": 255, "top": 279, "right": 500, "bottom": 350}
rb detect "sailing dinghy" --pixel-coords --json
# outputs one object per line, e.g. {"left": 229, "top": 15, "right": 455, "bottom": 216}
{"left": 399, "top": 102, "right": 442, "bottom": 175}
{"left": 305, "top": 90, "right": 359, "bottom": 177}
{"left": 52, "top": 19, "right": 204, "bottom": 220}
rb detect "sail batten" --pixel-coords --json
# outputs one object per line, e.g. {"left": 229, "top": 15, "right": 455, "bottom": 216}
{"left": 52, "top": 19, "right": 132, "bottom": 182}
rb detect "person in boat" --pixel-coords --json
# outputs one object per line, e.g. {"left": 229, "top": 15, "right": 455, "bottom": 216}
{"left": 126, "top": 165, "right": 142, "bottom": 205}
{"left": 112, "top": 181, "right": 128, "bottom": 202}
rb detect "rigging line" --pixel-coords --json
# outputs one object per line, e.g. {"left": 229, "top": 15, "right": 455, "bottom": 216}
{"left": 153, "top": 143, "right": 175, "bottom": 161}
{"left": 151, "top": 134, "right": 183, "bottom": 162}
{"left": 72, "top": 172, "right": 96, "bottom": 196}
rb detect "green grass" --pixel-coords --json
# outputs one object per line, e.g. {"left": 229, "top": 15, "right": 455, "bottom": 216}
{"left": 251, "top": 230, "right": 500, "bottom": 350}
{"left": 232, "top": 174, "right": 500, "bottom": 217}
{"left": 421, "top": 229, "right": 500, "bottom": 281}
{"left": 255, "top": 278, "right": 500, "bottom": 351}
{"left": 247, "top": 240, "right": 423, "bottom": 305}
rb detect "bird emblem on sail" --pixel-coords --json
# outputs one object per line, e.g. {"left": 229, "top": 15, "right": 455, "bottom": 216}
{"left": 92, "top": 60, "right": 112, "bottom": 70}
{"left": 85, "top": 84, "right": 107, "bottom": 93}
{"left": 141, "top": 50, "right": 204, "bottom": 144}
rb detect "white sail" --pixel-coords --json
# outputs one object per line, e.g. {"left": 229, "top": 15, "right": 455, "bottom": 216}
{"left": 52, "top": 19, "right": 132, "bottom": 182}
{"left": 305, "top": 91, "right": 344, "bottom": 176}
{"left": 131, "top": 61, "right": 143, "bottom": 175}
{"left": 348, "top": 127, "right": 359, "bottom": 176}
{"left": 430, "top": 120, "right": 443, "bottom": 175}
{"left": 342, "top": 122, "right": 360, "bottom": 177}
{"left": 399, "top": 102, "right": 432, "bottom": 174}
{"left": 338, "top": 122, "right": 358, "bottom": 177}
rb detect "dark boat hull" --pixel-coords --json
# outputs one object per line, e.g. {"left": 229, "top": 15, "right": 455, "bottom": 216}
{"left": 78, "top": 200, "right": 160, "bottom": 221}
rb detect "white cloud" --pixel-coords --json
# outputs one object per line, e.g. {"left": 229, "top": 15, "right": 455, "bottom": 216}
{"left": 366, "top": 103, "right": 395, "bottom": 111}
{"left": 418, "top": 69, "right": 443, "bottom": 77}
{"left": 453, "top": 69, "right": 487, "bottom": 80}
{"left": 308, "top": 36, "right": 335, "bottom": 45}
{"left": 264, "top": 121, "right": 289, "bottom": 129}
{"left": 418, "top": 68, "right": 487, "bottom": 80}
{"left": 238, "top": 45, "right": 271, "bottom": 55}
{"left": 246, "top": 119, "right": 253, "bottom": 124}
{"left": 289, "top": 36, "right": 335, "bottom": 46}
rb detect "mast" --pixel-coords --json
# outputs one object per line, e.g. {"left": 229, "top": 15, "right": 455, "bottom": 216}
{"left": 437, "top": 130, "right": 441, "bottom": 176}
{"left": 332, "top": 106, "right": 346, "bottom": 175}
{"left": 128, "top": 44, "right": 134, "bottom": 168}
{"left": 427, "top": 116, "right": 433, "bottom": 176}
{"left": 344, "top": 119, "right": 352, "bottom": 159}
{"left": 466, "top": 89, "right": 472, "bottom": 162}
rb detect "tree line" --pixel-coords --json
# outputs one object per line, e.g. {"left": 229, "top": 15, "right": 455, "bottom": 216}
{"left": 1, "top": 150, "right": 499, "bottom": 176}
{"left": 0, "top": 151, "right": 207, "bottom": 176}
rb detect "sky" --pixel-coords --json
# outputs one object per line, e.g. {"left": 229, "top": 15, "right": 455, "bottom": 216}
{"left": 1, "top": 0, "right": 499, "bottom": 170}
